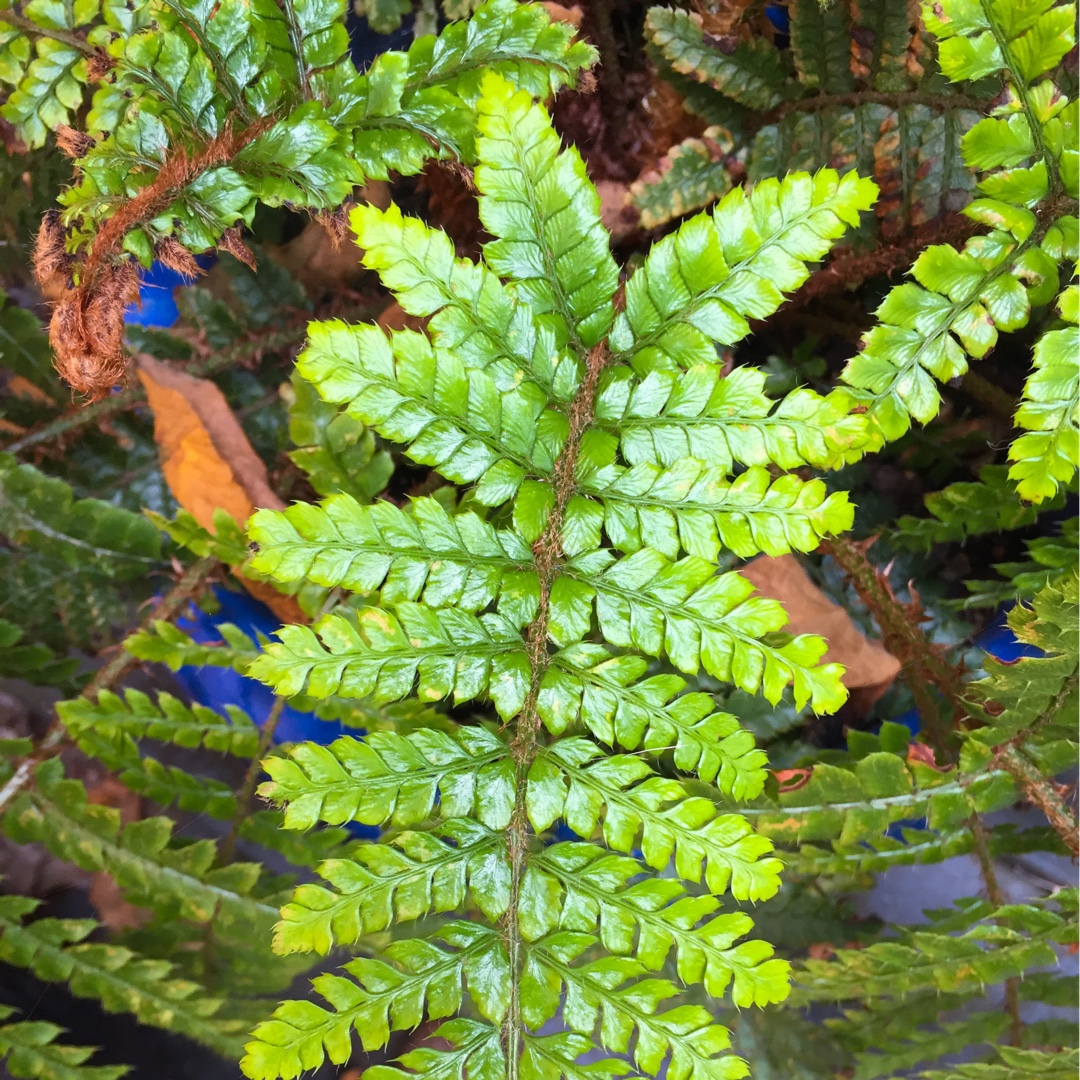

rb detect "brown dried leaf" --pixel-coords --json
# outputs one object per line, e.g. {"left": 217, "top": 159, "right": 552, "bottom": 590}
{"left": 136, "top": 354, "right": 305, "bottom": 624}
{"left": 596, "top": 180, "right": 639, "bottom": 244}
{"left": 741, "top": 554, "right": 901, "bottom": 709}
{"left": 541, "top": 2, "right": 582, "bottom": 27}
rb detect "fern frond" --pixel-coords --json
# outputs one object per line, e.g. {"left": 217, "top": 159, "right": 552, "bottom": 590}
{"left": 245, "top": 923, "right": 505, "bottom": 1079}
{"left": 243, "top": 71, "right": 868, "bottom": 1080}
{"left": 541, "top": 644, "right": 767, "bottom": 797}
{"left": 250, "top": 606, "right": 530, "bottom": 717}
{"left": 296, "top": 321, "right": 560, "bottom": 505}
{"left": 4, "top": 760, "right": 279, "bottom": 936}
{"left": 965, "top": 571, "right": 1079, "bottom": 747}
{"left": 352, "top": 202, "right": 577, "bottom": 400}
{"left": 123, "top": 621, "right": 261, "bottom": 674}
{"left": 609, "top": 172, "right": 877, "bottom": 374}
{"left": 527, "top": 739, "right": 782, "bottom": 902}
{"left": 892, "top": 464, "right": 1063, "bottom": 551}
{"left": 1008, "top": 285, "right": 1079, "bottom": 501}
{"left": 535, "top": 842, "right": 789, "bottom": 1006}
{"left": 793, "top": 891, "right": 1076, "bottom": 1002}
{"left": 58, "top": 689, "right": 260, "bottom": 755}
{"left": 840, "top": 0, "right": 1077, "bottom": 440}
{"left": 919, "top": 1046, "right": 1079, "bottom": 1080}
{"left": 474, "top": 72, "right": 619, "bottom": 348}
{"left": 526, "top": 933, "right": 747, "bottom": 1080}
{"left": 630, "top": 126, "right": 734, "bottom": 230}
{"left": 0, "top": 895, "right": 244, "bottom": 1057}
{"left": 645, "top": 7, "right": 790, "bottom": 111}
{"left": 578, "top": 457, "right": 855, "bottom": 561}
{"left": 595, "top": 363, "right": 869, "bottom": 472}
{"left": 0, "top": 1009, "right": 127, "bottom": 1080}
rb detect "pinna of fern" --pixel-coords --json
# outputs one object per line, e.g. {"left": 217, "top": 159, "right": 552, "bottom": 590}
{"left": 234, "top": 66, "right": 880, "bottom": 1080}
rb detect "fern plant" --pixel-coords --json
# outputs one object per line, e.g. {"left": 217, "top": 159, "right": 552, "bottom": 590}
{"left": 232, "top": 70, "right": 878, "bottom": 1079}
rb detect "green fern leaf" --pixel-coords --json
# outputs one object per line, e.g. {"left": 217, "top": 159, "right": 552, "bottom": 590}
{"left": 4, "top": 760, "right": 279, "bottom": 936}
{"left": 541, "top": 644, "right": 767, "bottom": 797}
{"left": 528, "top": 739, "right": 782, "bottom": 902}
{"left": 630, "top": 126, "right": 734, "bottom": 230}
{"left": 919, "top": 1046, "right": 1079, "bottom": 1080}
{"left": 285, "top": 371, "right": 394, "bottom": 501}
{"left": 474, "top": 72, "right": 619, "bottom": 348}
{"left": 595, "top": 363, "right": 869, "bottom": 473}
{"left": 535, "top": 842, "right": 789, "bottom": 1006}
{"left": 525, "top": 932, "right": 748, "bottom": 1080}
{"left": 609, "top": 171, "right": 877, "bottom": 374}
{"left": 365, "top": 1019, "right": 506, "bottom": 1080}
{"left": 245, "top": 924, "right": 505, "bottom": 1078}
{"left": 0, "top": 1010, "right": 127, "bottom": 1080}
{"left": 243, "top": 70, "right": 870, "bottom": 1080}
{"left": 250, "top": 606, "right": 530, "bottom": 717}
{"left": 645, "top": 6, "right": 790, "bottom": 111}
{"left": 58, "top": 689, "right": 260, "bottom": 755}
{"left": 122, "top": 622, "right": 261, "bottom": 675}
{"left": 248, "top": 495, "right": 534, "bottom": 609}
{"left": 259, "top": 725, "right": 512, "bottom": 829}
{"left": 1008, "top": 285, "right": 1079, "bottom": 501}
{"left": 273, "top": 819, "right": 509, "bottom": 955}
{"left": 0, "top": 895, "right": 244, "bottom": 1057}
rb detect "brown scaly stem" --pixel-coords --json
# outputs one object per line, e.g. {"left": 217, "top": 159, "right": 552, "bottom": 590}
{"left": 784, "top": 216, "right": 977, "bottom": 308}
{"left": 217, "top": 695, "right": 286, "bottom": 866}
{"left": 825, "top": 538, "right": 1080, "bottom": 859}
{"left": 969, "top": 816, "right": 1024, "bottom": 1045}
{"left": 821, "top": 536, "right": 965, "bottom": 758}
{"left": 0, "top": 555, "right": 218, "bottom": 816}
{"left": 994, "top": 747, "right": 1079, "bottom": 858}
{"left": 502, "top": 342, "right": 609, "bottom": 1079}
{"left": 758, "top": 89, "right": 989, "bottom": 129}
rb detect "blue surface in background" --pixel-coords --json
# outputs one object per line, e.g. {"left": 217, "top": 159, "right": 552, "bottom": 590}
{"left": 125, "top": 256, "right": 215, "bottom": 328}
{"left": 171, "top": 585, "right": 348, "bottom": 747}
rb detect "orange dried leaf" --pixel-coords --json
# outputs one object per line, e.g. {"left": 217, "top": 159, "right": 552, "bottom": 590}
{"left": 136, "top": 354, "right": 304, "bottom": 624}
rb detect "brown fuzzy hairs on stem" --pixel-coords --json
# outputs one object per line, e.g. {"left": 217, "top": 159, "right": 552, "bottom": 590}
{"left": 38, "top": 121, "right": 270, "bottom": 399}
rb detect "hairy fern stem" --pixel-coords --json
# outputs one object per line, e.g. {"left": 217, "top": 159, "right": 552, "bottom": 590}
{"left": 502, "top": 343, "right": 610, "bottom": 1075}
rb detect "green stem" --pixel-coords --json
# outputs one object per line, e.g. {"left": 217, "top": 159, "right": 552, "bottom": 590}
{"left": 217, "top": 695, "right": 286, "bottom": 866}
{"left": 977, "top": 0, "right": 1059, "bottom": 193}
{"left": 0, "top": 6, "right": 95, "bottom": 54}
{"left": 969, "top": 815, "right": 1024, "bottom": 1046}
